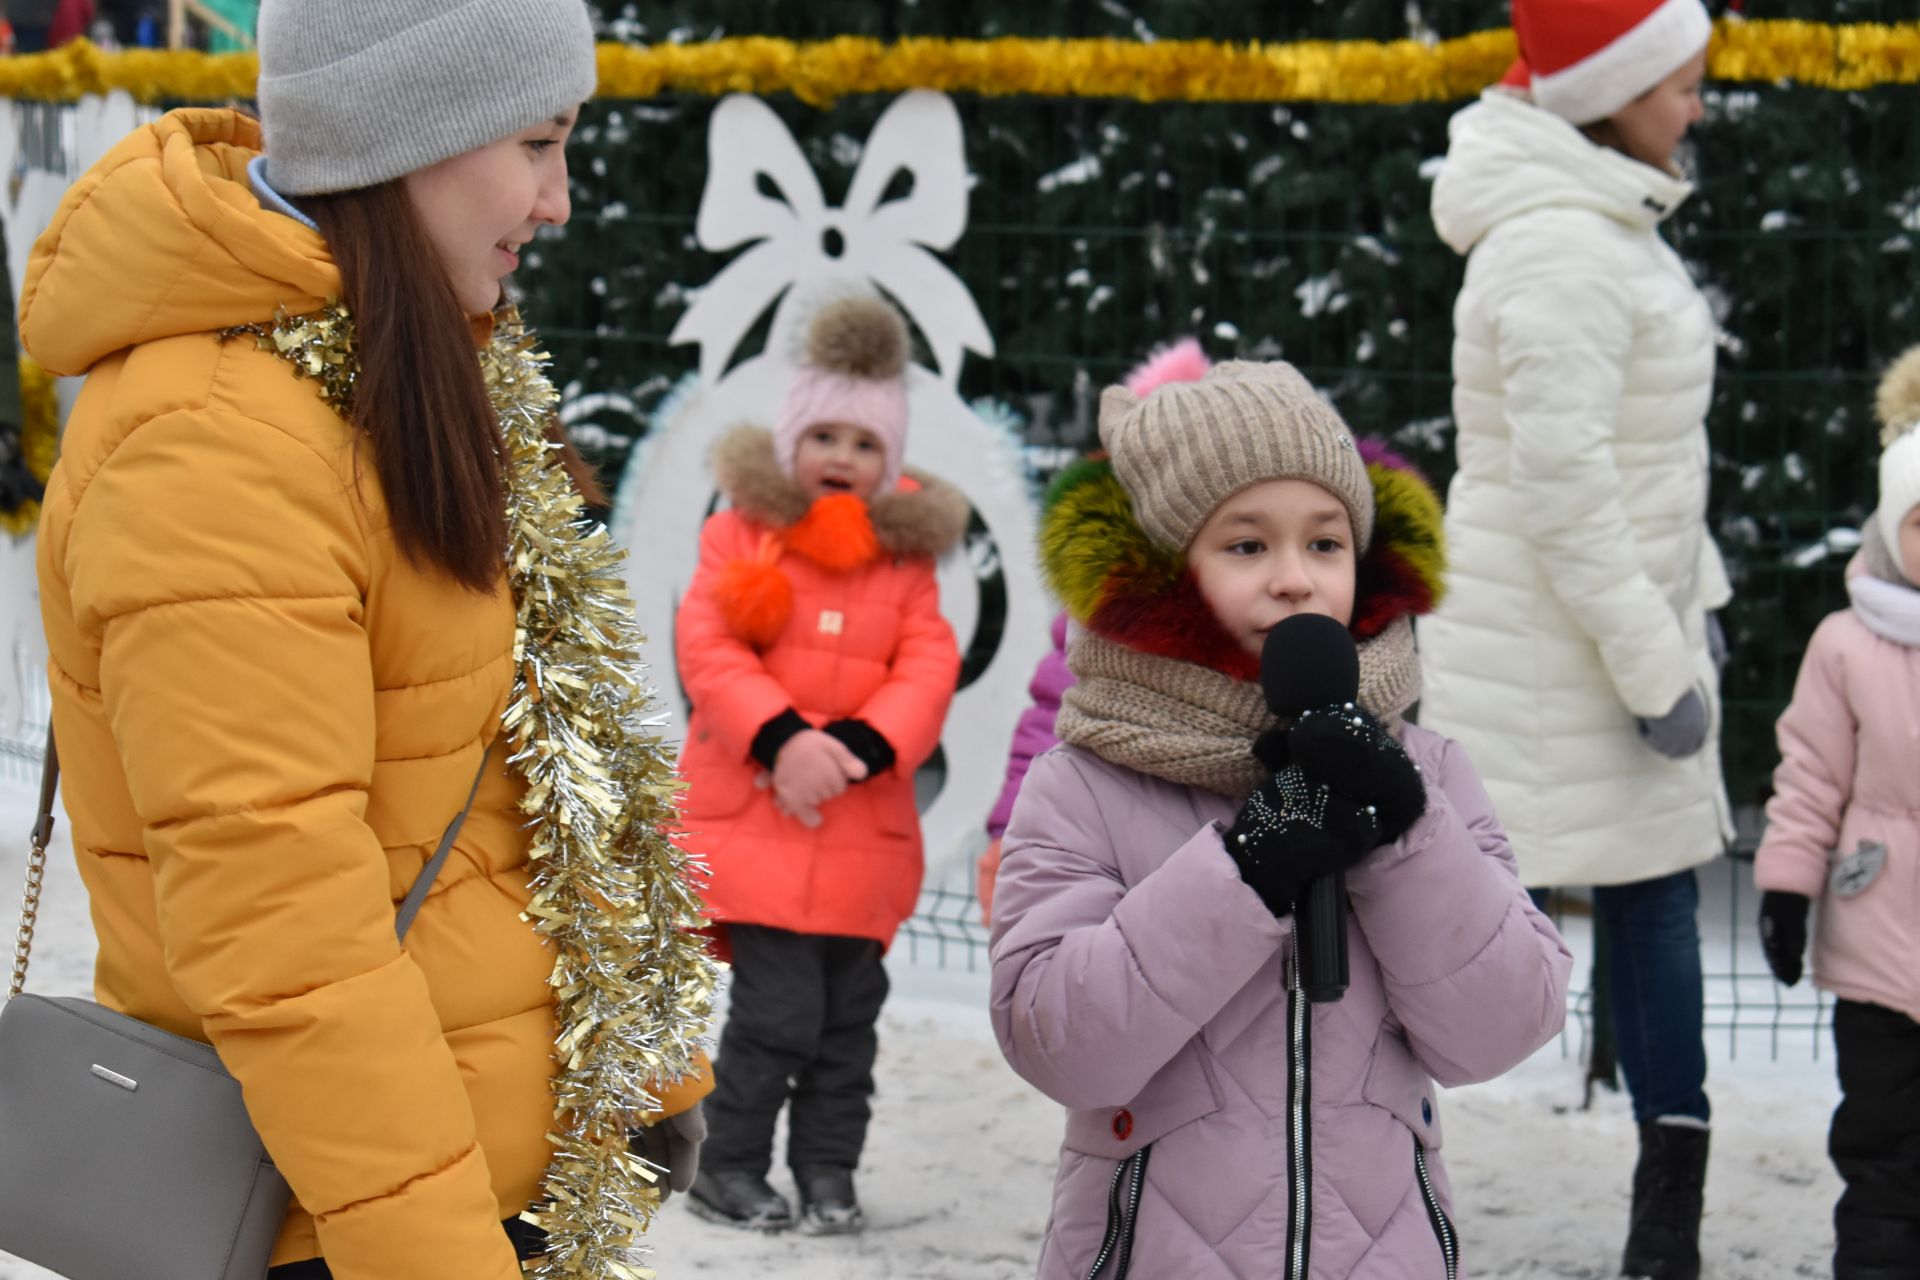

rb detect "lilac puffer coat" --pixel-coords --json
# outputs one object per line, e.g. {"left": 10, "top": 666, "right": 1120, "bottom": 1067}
{"left": 990, "top": 725, "right": 1570, "bottom": 1279}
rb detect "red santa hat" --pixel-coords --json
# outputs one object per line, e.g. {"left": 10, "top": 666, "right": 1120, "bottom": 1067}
{"left": 1509, "top": 0, "right": 1712, "bottom": 126}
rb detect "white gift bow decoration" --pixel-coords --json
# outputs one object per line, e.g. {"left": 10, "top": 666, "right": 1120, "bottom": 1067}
{"left": 668, "top": 91, "right": 995, "bottom": 388}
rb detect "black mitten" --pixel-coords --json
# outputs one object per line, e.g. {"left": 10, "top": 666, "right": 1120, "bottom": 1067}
{"left": 1225, "top": 766, "right": 1385, "bottom": 919}
{"left": 1758, "top": 890, "right": 1810, "bottom": 987}
{"left": 1285, "top": 703, "right": 1427, "bottom": 846}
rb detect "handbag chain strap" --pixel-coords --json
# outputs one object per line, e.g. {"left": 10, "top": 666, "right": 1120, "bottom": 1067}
{"left": 9, "top": 728, "right": 59, "bottom": 999}
{"left": 9, "top": 728, "right": 489, "bottom": 1000}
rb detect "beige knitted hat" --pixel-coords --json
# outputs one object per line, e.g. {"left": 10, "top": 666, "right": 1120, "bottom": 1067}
{"left": 1097, "top": 359, "right": 1374, "bottom": 553}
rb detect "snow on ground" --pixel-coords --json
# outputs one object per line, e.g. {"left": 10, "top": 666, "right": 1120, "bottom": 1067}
{"left": 0, "top": 768, "right": 1838, "bottom": 1279}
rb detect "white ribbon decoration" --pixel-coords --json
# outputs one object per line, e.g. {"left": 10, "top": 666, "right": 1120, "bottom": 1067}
{"left": 668, "top": 91, "right": 995, "bottom": 388}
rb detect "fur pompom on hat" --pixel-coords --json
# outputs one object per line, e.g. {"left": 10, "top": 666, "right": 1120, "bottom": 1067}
{"left": 1876, "top": 345, "right": 1920, "bottom": 553}
{"left": 1124, "top": 338, "right": 1213, "bottom": 398}
{"left": 775, "top": 296, "right": 913, "bottom": 494}
{"left": 1098, "top": 359, "right": 1374, "bottom": 554}
{"left": 809, "top": 297, "right": 911, "bottom": 379}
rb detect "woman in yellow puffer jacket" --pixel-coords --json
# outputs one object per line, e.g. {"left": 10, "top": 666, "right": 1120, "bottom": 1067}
{"left": 21, "top": 2, "right": 712, "bottom": 1276}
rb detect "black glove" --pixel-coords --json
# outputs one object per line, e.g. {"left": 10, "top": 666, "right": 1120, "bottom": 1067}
{"left": 629, "top": 1101, "right": 707, "bottom": 1200}
{"left": 1283, "top": 703, "right": 1428, "bottom": 842}
{"left": 1758, "top": 890, "right": 1810, "bottom": 987}
{"left": 1225, "top": 766, "right": 1381, "bottom": 918}
{"left": 1229, "top": 705, "right": 1427, "bottom": 920}
{"left": 822, "top": 718, "right": 896, "bottom": 779}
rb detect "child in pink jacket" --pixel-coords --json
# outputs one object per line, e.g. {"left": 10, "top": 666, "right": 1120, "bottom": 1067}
{"left": 1755, "top": 347, "right": 1920, "bottom": 1279}
{"left": 990, "top": 360, "right": 1570, "bottom": 1278}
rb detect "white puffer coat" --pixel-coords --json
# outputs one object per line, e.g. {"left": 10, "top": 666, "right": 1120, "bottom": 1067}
{"left": 1418, "top": 90, "right": 1733, "bottom": 889}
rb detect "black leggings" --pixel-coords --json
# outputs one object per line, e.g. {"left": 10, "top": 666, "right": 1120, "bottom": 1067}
{"left": 267, "top": 1217, "right": 547, "bottom": 1277}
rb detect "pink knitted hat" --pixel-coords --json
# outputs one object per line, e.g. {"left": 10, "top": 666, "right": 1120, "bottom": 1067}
{"left": 774, "top": 297, "right": 912, "bottom": 494}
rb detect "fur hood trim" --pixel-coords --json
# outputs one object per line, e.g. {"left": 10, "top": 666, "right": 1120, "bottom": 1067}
{"left": 711, "top": 424, "right": 968, "bottom": 559}
{"left": 1039, "top": 437, "right": 1446, "bottom": 678}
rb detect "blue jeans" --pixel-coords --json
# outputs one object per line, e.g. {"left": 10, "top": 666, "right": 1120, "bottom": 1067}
{"left": 1536, "top": 868, "right": 1711, "bottom": 1125}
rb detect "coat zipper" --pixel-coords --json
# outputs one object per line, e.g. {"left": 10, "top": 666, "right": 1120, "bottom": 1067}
{"left": 1285, "top": 953, "right": 1312, "bottom": 1280}
{"left": 1413, "top": 1138, "right": 1459, "bottom": 1280}
{"left": 1085, "top": 1146, "right": 1150, "bottom": 1279}
{"left": 1084, "top": 1159, "right": 1126, "bottom": 1279}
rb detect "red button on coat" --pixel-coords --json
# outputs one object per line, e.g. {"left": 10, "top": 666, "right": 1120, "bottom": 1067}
{"left": 1112, "top": 1108, "right": 1133, "bottom": 1140}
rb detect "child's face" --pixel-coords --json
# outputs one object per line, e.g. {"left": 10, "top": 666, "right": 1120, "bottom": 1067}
{"left": 1899, "top": 505, "right": 1920, "bottom": 583}
{"left": 1189, "top": 479, "right": 1357, "bottom": 658}
{"left": 792, "top": 421, "right": 887, "bottom": 503}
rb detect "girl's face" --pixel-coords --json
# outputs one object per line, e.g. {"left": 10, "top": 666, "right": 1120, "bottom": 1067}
{"left": 1899, "top": 505, "right": 1920, "bottom": 584}
{"left": 1189, "top": 478, "right": 1357, "bottom": 658}
{"left": 403, "top": 109, "right": 578, "bottom": 316}
{"left": 1586, "top": 49, "right": 1707, "bottom": 172}
{"left": 793, "top": 421, "right": 888, "bottom": 503}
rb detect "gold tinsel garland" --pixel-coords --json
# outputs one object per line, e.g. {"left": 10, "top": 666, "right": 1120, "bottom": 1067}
{"left": 1, "top": 22, "right": 1917, "bottom": 106}
{"left": 1, "top": 357, "right": 60, "bottom": 538}
{"left": 229, "top": 305, "right": 717, "bottom": 1280}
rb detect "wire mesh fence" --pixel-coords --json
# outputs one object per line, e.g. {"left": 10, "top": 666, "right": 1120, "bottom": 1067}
{"left": 899, "top": 844, "right": 1835, "bottom": 1064}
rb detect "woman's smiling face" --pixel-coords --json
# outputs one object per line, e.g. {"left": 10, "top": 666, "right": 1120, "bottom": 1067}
{"left": 402, "top": 109, "right": 579, "bottom": 315}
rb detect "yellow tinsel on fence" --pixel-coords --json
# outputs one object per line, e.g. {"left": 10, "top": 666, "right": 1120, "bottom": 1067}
{"left": 1, "top": 358, "right": 59, "bottom": 539}
{"left": 0, "top": 21, "right": 1916, "bottom": 106}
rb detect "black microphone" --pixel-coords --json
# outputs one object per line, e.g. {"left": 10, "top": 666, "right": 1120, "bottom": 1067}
{"left": 1259, "top": 614, "right": 1358, "bottom": 1004}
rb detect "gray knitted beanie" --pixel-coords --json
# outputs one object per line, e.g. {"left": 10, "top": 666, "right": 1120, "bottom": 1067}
{"left": 1098, "top": 359, "right": 1374, "bottom": 553}
{"left": 257, "top": 0, "right": 598, "bottom": 197}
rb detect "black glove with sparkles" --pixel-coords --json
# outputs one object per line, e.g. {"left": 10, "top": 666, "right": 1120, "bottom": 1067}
{"left": 1228, "top": 704, "right": 1427, "bottom": 920}
{"left": 1225, "top": 765, "right": 1382, "bottom": 919}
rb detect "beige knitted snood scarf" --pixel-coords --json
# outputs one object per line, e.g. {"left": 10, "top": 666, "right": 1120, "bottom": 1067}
{"left": 1055, "top": 615, "right": 1424, "bottom": 801}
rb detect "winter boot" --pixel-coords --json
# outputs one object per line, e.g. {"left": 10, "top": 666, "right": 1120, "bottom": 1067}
{"left": 1621, "top": 1119, "right": 1709, "bottom": 1280}
{"left": 686, "top": 1168, "right": 794, "bottom": 1232}
{"left": 1833, "top": 1262, "right": 1920, "bottom": 1280}
{"left": 1834, "top": 1212, "right": 1920, "bottom": 1279}
{"left": 794, "top": 1163, "right": 865, "bottom": 1236}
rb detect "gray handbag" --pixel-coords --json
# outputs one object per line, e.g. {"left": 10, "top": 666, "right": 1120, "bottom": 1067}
{"left": 0, "top": 731, "right": 492, "bottom": 1280}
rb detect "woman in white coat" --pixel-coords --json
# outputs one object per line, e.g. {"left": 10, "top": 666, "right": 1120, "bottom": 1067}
{"left": 1418, "top": 2, "right": 1729, "bottom": 1278}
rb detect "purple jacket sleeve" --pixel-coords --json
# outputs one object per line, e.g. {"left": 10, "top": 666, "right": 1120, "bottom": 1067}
{"left": 1346, "top": 734, "right": 1572, "bottom": 1087}
{"left": 988, "top": 749, "right": 1286, "bottom": 1111}
{"left": 986, "top": 612, "right": 1075, "bottom": 839}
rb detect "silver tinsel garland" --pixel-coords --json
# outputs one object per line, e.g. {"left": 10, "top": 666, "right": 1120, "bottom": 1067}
{"left": 233, "top": 306, "right": 717, "bottom": 1279}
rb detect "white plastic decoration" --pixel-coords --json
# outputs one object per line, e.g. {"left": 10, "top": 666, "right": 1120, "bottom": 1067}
{"left": 614, "top": 91, "right": 1049, "bottom": 875}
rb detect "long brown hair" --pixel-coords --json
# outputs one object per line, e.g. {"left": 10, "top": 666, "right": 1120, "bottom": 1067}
{"left": 304, "top": 182, "right": 605, "bottom": 593}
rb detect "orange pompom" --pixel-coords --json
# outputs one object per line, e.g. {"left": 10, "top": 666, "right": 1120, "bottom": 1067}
{"left": 785, "top": 492, "right": 881, "bottom": 572}
{"left": 716, "top": 555, "right": 794, "bottom": 647}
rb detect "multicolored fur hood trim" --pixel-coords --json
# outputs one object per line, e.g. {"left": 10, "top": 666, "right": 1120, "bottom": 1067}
{"left": 711, "top": 424, "right": 969, "bottom": 559}
{"left": 1039, "top": 438, "right": 1446, "bottom": 680}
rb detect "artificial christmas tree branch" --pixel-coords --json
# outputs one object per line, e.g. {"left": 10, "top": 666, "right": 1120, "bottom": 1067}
{"left": 0, "top": 20, "right": 1914, "bottom": 105}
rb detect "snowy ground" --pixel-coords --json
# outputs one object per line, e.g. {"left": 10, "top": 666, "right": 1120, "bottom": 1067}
{"left": 0, "top": 766, "right": 1839, "bottom": 1279}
